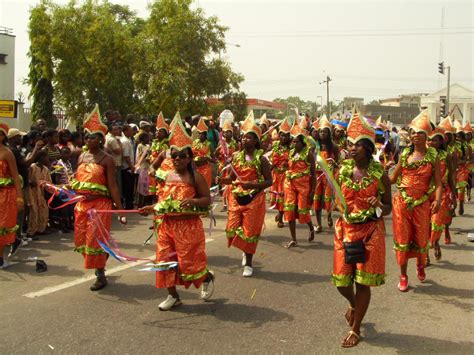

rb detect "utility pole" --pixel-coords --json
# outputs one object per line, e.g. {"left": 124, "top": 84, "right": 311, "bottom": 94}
{"left": 438, "top": 62, "right": 451, "bottom": 117}
{"left": 319, "top": 76, "right": 332, "bottom": 116}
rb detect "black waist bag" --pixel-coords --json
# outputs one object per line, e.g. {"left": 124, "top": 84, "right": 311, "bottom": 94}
{"left": 343, "top": 239, "right": 366, "bottom": 264}
{"left": 235, "top": 192, "right": 258, "bottom": 206}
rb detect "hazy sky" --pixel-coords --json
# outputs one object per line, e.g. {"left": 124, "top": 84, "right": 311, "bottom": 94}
{"left": 2, "top": 0, "right": 473, "bottom": 106}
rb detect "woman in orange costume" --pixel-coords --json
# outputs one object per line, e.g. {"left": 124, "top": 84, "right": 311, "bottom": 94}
{"left": 0, "top": 124, "right": 23, "bottom": 269}
{"left": 332, "top": 112, "right": 391, "bottom": 348}
{"left": 283, "top": 123, "right": 315, "bottom": 248}
{"left": 428, "top": 124, "right": 456, "bottom": 262}
{"left": 71, "top": 105, "right": 125, "bottom": 291}
{"left": 390, "top": 110, "right": 442, "bottom": 292}
{"left": 270, "top": 118, "right": 291, "bottom": 228}
{"left": 454, "top": 120, "right": 471, "bottom": 215}
{"left": 140, "top": 116, "right": 214, "bottom": 311}
{"left": 314, "top": 115, "right": 339, "bottom": 232}
{"left": 192, "top": 117, "right": 214, "bottom": 188}
{"left": 215, "top": 119, "right": 238, "bottom": 212}
{"left": 219, "top": 111, "right": 272, "bottom": 278}
{"left": 443, "top": 118, "right": 459, "bottom": 244}
{"left": 148, "top": 112, "right": 169, "bottom": 197}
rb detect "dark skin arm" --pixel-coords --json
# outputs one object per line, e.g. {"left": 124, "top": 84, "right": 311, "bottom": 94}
{"left": 180, "top": 172, "right": 211, "bottom": 209}
{"left": 4, "top": 149, "right": 24, "bottom": 211}
{"left": 308, "top": 152, "right": 316, "bottom": 205}
{"left": 389, "top": 158, "right": 402, "bottom": 185}
{"left": 446, "top": 153, "right": 457, "bottom": 209}
{"left": 25, "top": 140, "right": 45, "bottom": 165}
{"left": 104, "top": 154, "right": 125, "bottom": 213}
{"left": 431, "top": 158, "right": 443, "bottom": 214}
{"left": 152, "top": 150, "right": 166, "bottom": 170}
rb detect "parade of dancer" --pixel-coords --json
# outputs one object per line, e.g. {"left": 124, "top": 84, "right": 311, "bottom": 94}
{"left": 428, "top": 123, "right": 456, "bottom": 262}
{"left": 314, "top": 115, "right": 339, "bottom": 232}
{"left": 332, "top": 111, "right": 391, "bottom": 348}
{"left": 148, "top": 112, "right": 169, "bottom": 197}
{"left": 0, "top": 124, "right": 23, "bottom": 268}
{"left": 465, "top": 122, "right": 473, "bottom": 201}
{"left": 70, "top": 105, "right": 126, "bottom": 291}
{"left": 283, "top": 122, "right": 315, "bottom": 248}
{"left": 390, "top": 110, "right": 442, "bottom": 292}
{"left": 219, "top": 111, "right": 272, "bottom": 277}
{"left": 215, "top": 119, "right": 238, "bottom": 212}
{"left": 192, "top": 117, "right": 214, "bottom": 188}
{"left": 454, "top": 120, "right": 471, "bottom": 216}
{"left": 270, "top": 118, "right": 291, "bottom": 228}
{"left": 139, "top": 115, "right": 214, "bottom": 311}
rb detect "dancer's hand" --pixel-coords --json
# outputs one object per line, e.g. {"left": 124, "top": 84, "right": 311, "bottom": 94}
{"left": 431, "top": 200, "right": 441, "bottom": 214}
{"left": 139, "top": 205, "right": 155, "bottom": 216}
{"left": 366, "top": 196, "right": 382, "bottom": 208}
{"left": 180, "top": 199, "right": 196, "bottom": 209}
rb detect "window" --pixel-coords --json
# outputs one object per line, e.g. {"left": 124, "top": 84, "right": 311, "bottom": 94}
{"left": 0, "top": 54, "right": 7, "bottom": 64}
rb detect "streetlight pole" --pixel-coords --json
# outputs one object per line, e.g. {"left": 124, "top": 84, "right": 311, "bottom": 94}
{"left": 319, "top": 76, "right": 332, "bottom": 116}
{"left": 317, "top": 96, "right": 323, "bottom": 114}
{"left": 446, "top": 66, "right": 451, "bottom": 115}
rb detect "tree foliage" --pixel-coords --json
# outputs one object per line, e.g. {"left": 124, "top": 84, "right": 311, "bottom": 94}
{"left": 27, "top": 0, "right": 244, "bottom": 123}
{"left": 273, "top": 96, "right": 321, "bottom": 116}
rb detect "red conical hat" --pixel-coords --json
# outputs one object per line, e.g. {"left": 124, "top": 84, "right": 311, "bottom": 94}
{"left": 222, "top": 119, "right": 233, "bottom": 132}
{"left": 429, "top": 127, "right": 445, "bottom": 140}
{"left": 453, "top": 119, "right": 463, "bottom": 133}
{"left": 290, "top": 121, "right": 307, "bottom": 138}
{"left": 196, "top": 117, "right": 208, "bottom": 133}
{"left": 0, "top": 123, "right": 9, "bottom": 136}
{"left": 438, "top": 116, "right": 454, "bottom": 133}
{"left": 347, "top": 110, "right": 375, "bottom": 144}
{"left": 156, "top": 112, "right": 169, "bottom": 132}
{"left": 312, "top": 118, "right": 320, "bottom": 130}
{"left": 409, "top": 109, "right": 432, "bottom": 135}
{"left": 463, "top": 121, "right": 472, "bottom": 133}
{"left": 84, "top": 104, "right": 107, "bottom": 136}
{"left": 279, "top": 118, "right": 292, "bottom": 134}
{"left": 260, "top": 113, "right": 270, "bottom": 127}
{"left": 169, "top": 116, "right": 193, "bottom": 150}
{"left": 169, "top": 112, "right": 181, "bottom": 131}
{"left": 318, "top": 114, "right": 332, "bottom": 130}
{"left": 241, "top": 110, "right": 262, "bottom": 139}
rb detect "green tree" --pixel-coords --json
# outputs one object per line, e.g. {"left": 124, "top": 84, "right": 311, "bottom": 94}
{"left": 27, "top": 0, "right": 54, "bottom": 125}
{"left": 274, "top": 96, "right": 320, "bottom": 116}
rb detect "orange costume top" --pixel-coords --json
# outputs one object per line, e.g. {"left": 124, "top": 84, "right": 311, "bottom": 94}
{"left": 154, "top": 172, "right": 209, "bottom": 289}
{"left": 148, "top": 139, "right": 170, "bottom": 195}
{"left": 332, "top": 159, "right": 386, "bottom": 287}
{"left": 192, "top": 139, "right": 213, "bottom": 188}
{"left": 314, "top": 149, "right": 338, "bottom": 211}
{"left": 216, "top": 138, "right": 238, "bottom": 174}
{"left": 270, "top": 141, "right": 290, "bottom": 211}
{"left": 284, "top": 145, "right": 312, "bottom": 223}
{"left": 392, "top": 147, "right": 437, "bottom": 265}
{"left": 0, "top": 160, "right": 18, "bottom": 247}
{"left": 226, "top": 149, "right": 266, "bottom": 254}
{"left": 71, "top": 162, "right": 112, "bottom": 269}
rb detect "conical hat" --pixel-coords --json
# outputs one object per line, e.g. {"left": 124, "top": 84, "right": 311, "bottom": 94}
{"left": 196, "top": 117, "right": 208, "bottom": 133}
{"left": 347, "top": 110, "right": 375, "bottom": 144}
{"left": 318, "top": 115, "right": 332, "bottom": 130}
{"left": 169, "top": 112, "right": 181, "bottom": 131}
{"left": 241, "top": 110, "right": 262, "bottom": 139}
{"left": 155, "top": 112, "right": 169, "bottom": 132}
{"left": 0, "top": 123, "right": 9, "bottom": 136}
{"left": 409, "top": 109, "right": 432, "bottom": 135}
{"left": 438, "top": 116, "right": 454, "bottom": 133}
{"left": 169, "top": 116, "right": 193, "bottom": 150}
{"left": 290, "top": 121, "right": 307, "bottom": 138}
{"left": 222, "top": 119, "right": 233, "bottom": 132}
{"left": 260, "top": 113, "right": 270, "bottom": 127}
{"left": 429, "top": 127, "right": 445, "bottom": 140}
{"left": 453, "top": 119, "right": 463, "bottom": 133}
{"left": 463, "top": 121, "right": 472, "bottom": 133}
{"left": 312, "top": 118, "right": 320, "bottom": 130}
{"left": 84, "top": 104, "right": 107, "bottom": 136}
{"left": 279, "top": 118, "right": 292, "bottom": 134}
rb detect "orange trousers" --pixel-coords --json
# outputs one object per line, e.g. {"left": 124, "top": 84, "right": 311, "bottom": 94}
{"left": 456, "top": 165, "right": 469, "bottom": 201}
{"left": 430, "top": 186, "right": 452, "bottom": 244}
{"left": 284, "top": 175, "right": 312, "bottom": 223}
{"left": 314, "top": 171, "right": 332, "bottom": 211}
{"left": 0, "top": 185, "right": 17, "bottom": 247}
{"left": 270, "top": 171, "right": 285, "bottom": 212}
{"left": 392, "top": 194, "right": 430, "bottom": 266}
{"left": 155, "top": 216, "right": 208, "bottom": 289}
{"left": 74, "top": 197, "right": 112, "bottom": 269}
{"left": 226, "top": 191, "right": 266, "bottom": 254}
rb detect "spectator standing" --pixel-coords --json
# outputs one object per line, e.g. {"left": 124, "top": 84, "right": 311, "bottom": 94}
{"left": 43, "top": 129, "right": 61, "bottom": 164}
{"left": 120, "top": 125, "right": 135, "bottom": 209}
{"left": 105, "top": 124, "right": 123, "bottom": 192}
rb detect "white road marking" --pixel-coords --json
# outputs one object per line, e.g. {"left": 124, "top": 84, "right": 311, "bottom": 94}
{"left": 23, "top": 238, "right": 216, "bottom": 299}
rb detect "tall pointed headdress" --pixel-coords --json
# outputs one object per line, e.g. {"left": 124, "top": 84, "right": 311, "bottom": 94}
{"left": 169, "top": 112, "right": 181, "bottom": 131}
{"left": 318, "top": 114, "right": 332, "bottom": 130}
{"left": 241, "top": 110, "right": 262, "bottom": 139}
{"left": 347, "top": 110, "right": 375, "bottom": 144}
{"left": 196, "top": 117, "right": 208, "bottom": 133}
{"left": 290, "top": 121, "right": 307, "bottom": 138}
{"left": 464, "top": 121, "right": 472, "bottom": 133}
{"left": 453, "top": 119, "right": 463, "bottom": 133}
{"left": 409, "top": 109, "right": 432, "bottom": 135}
{"left": 222, "top": 119, "right": 233, "bottom": 132}
{"left": 279, "top": 118, "right": 292, "bottom": 134}
{"left": 155, "top": 112, "right": 169, "bottom": 133}
{"left": 438, "top": 116, "right": 454, "bottom": 133}
{"left": 84, "top": 104, "right": 107, "bottom": 136}
{"left": 260, "top": 113, "right": 270, "bottom": 127}
{"left": 168, "top": 114, "right": 193, "bottom": 150}
{"left": 312, "top": 118, "right": 320, "bottom": 131}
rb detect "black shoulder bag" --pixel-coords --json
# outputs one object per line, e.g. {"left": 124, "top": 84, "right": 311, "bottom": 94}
{"left": 343, "top": 225, "right": 378, "bottom": 264}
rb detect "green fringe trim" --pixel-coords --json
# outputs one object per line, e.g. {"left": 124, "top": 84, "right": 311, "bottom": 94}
{"left": 180, "top": 267, "right": 209, "bottom": 282}
{"left": 155, "top": 168, "right": 170, "bottom": 182}
{"left": 74, "top": 245, "right": 106, "bottom": 255}
{"left": 332, "top": 274, "right": 354, "bottom": 287}
{"left": 393, "top": 241, "right": 430, "bottom": 254}
{"left": 0, "top": 177, "right": 14, "bottom": 187}
{"left": 226, "top": 227, "right": 259, "bottom": 243}
{"left": 70, "top": 180, "right": 109, "bottom": 196}
{"left": 153, "top": 195, "right": 209, "bottom": 215}
{"left": 431, "top": 221, "right": 444, "bottom": 232}
{"left": 338, "top": 159, "right": 384, "bottom": 192}
{"left": 400, "top": 146, "right": 438, "bottom": 169}
{"left": 0, "top": 225, "right": 19, "bottom": 236}
{"left": 231, "top": 149, "right": 264, "bottom": 196}
{"left": 354, "top": 270, "right": 385, "bottom": 286}
{"left": 344, "top": 207, "right": 376, "bottom": 224}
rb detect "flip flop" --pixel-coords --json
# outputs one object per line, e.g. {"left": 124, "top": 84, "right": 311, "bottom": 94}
{"left": 277, "top": 221, "right": 285, "bottom": 228}
{"left": 315, "top": 226, "right": 322, "bottom": 233}
{"left": 341, "top": 330, "right": 361, "bottom": 348}
{"left": 284, "top": 240, "right": 297, "bottom": 249}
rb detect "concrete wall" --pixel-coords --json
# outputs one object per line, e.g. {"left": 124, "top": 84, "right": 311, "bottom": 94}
{"left": 0, "top": 103, "right": 33, "bottom": 131}
{"left": 0, "top": 33, "right": 15, "bottom": 100}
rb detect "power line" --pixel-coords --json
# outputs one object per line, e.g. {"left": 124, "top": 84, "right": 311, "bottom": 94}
{"left": 232, "top": 26, "right": 474, "bottom": 34}
{"left": 230, "top": 31, "right": 473, "bottom": 38}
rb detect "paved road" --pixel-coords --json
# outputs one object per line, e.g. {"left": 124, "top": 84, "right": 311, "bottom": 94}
{"left": 1, "top": 198, "right": 473, "bottom": 353}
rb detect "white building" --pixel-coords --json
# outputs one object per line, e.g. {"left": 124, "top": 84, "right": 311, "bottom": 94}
{"left": 0, "top": 27, "right": 15, "bottom": 100}
{"left": 420, "top": 83, "right": 474, "bottom": 124}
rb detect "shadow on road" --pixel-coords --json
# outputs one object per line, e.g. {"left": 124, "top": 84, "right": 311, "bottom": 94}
{"left": 252, "top": 268, "right": 330, "bottom": 285}
{"left": 143, "top": 298, "right": 294, "bottom": 329}
{"left": 412, "top": 280, "right": 473, "bottom": 312}
{"left": 96, "top": 277, "right": 158, "bottom": 304}
{"left": 429, "top": 260, "right": 474, "bottom": 273}
{"left": 363, "top": 323, "right": 474, "bottom": 353}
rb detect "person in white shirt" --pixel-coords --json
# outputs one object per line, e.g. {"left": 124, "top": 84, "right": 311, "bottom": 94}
{"left": 105, "top": 124, "right": 123, "bottom": 191}
{"left": 120, "top": 125, "right": 135, "bottom": 209}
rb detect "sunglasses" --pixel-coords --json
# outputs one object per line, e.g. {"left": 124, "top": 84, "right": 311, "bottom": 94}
{"left": 171, "top": 152, "right": 189, "bottom": 160}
